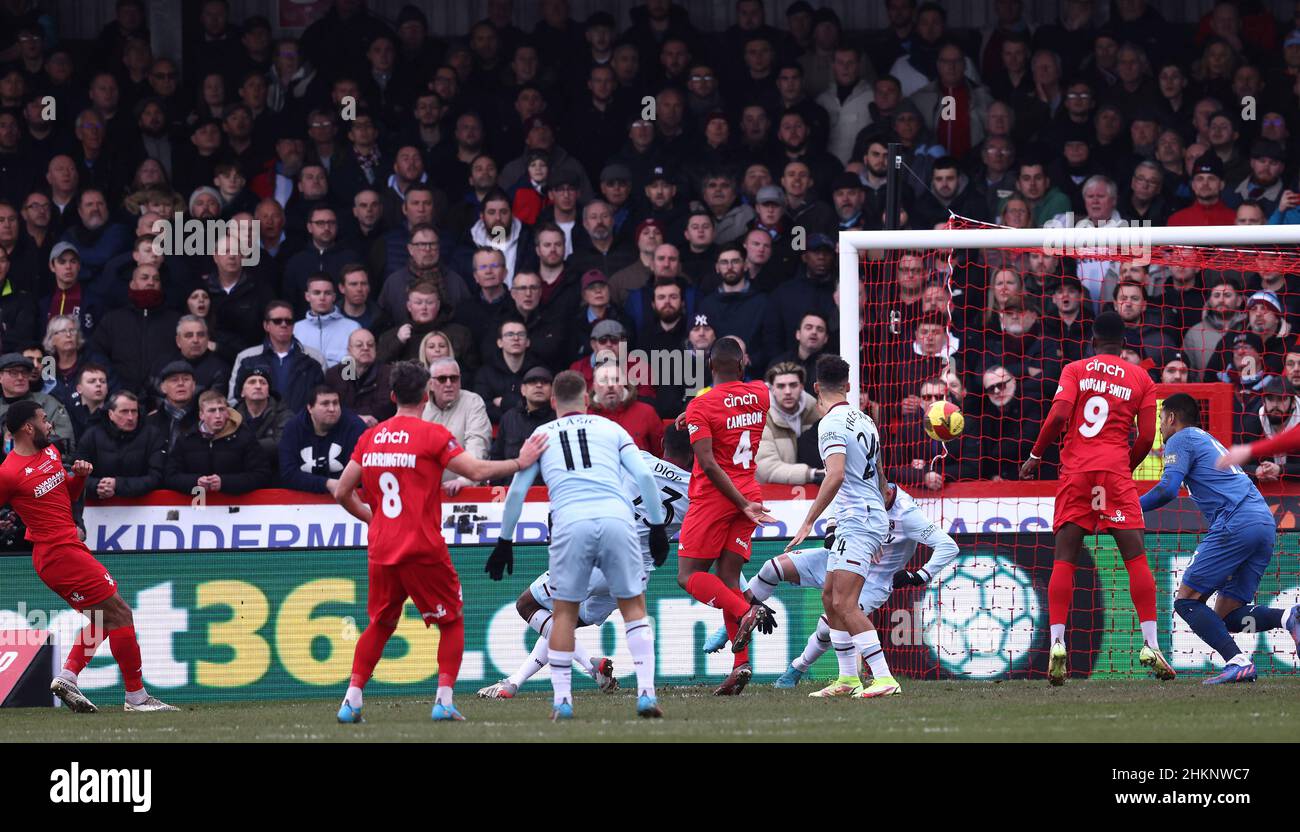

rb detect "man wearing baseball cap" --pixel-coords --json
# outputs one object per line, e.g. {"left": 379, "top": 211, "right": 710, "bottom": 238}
{"left": 0, "top": 353, "right": 76, "bottom": 454}
{"left": 1168, "top": 153, "right": 1236, "bottom": 225}
{"left": 609, "top": 218, "right": 664, "bottom": 304}
{"left": 490, "top": 364, "right": 556, "bottom": 482}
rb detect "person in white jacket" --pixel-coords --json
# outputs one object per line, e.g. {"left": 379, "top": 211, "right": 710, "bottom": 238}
{"left": 293, "top": 274, "right": 359, "bottom": 367}
{"left": 755, "top": 361, "right": 825, "bottom": 485}
{"left": 815, "top": 46, "right": 874, "bottom": 165}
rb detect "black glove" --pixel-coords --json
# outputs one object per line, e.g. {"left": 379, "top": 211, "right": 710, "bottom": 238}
{"left": 648, "top": 523, "right": 670, "bottom": 567}
{"left": 893, "top": 568, "right": 929, "bottom": 588}
{"left": 756, "top": 603, "right": 778, "bottom": 635}
{"left": 486, "top": 537, "right": 514, "bottom": 581}
{"left": 823, "top": 524, "right": 836, "bottom": 551}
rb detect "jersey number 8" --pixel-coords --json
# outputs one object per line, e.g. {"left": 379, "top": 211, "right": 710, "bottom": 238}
{"left": 379, "top": 471, "right": 402, "bottom": 518}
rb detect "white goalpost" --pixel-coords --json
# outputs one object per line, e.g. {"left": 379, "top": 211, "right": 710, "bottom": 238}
{"left": 837, "top": 224, "right": 1300, "bottom": 408}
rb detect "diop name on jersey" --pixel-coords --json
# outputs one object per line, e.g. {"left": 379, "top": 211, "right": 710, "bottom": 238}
{"left": 726, "top": 411, "right": 764, "bottom": 430}
{"left": 1078, "top": 377, "right": 1132, "bottom": 400}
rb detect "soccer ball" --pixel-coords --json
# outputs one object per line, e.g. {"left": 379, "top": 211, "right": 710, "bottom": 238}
{"left": 923, "top": 400, "right": 964, "bottom": 441}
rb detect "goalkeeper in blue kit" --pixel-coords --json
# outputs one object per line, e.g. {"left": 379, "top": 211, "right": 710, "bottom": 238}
{"left": 1139, "top": 394, "right": 1300, "bottom": 684}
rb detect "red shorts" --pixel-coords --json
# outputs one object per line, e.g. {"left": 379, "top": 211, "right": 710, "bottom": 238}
{"left": 678, "top": 497, "right": 758, "bottom": 561}
{"left": 367, "top": 559, "right": 463, "bottom": 627}
{"left": 1053, "top": 471, "right": 1145, "bottom": 533}
{"left": 34, "top": 541, "right": 118, "bottom": 612}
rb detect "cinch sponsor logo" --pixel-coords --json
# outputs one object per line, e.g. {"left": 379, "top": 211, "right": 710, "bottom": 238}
{"left": 1085, "top": 360, "right": 1125, "bottom": 377}
{"left": 50, "top": 763, "right": 152, "bottom": 813}
{"left": 724, "top": 393, "right": 759, "bottom": 408}
{"left": 371, "top": 429, "right": 410, "bottom": 445}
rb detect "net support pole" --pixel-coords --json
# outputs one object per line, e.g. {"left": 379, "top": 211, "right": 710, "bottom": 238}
{"left": 839, "top": 242, "right": 861, "bottom": 409}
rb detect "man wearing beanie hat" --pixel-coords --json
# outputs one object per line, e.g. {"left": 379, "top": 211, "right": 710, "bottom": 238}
{"left": 609, "top": 218, "right": 665, "bottom": 304}
{"left": 1021, "top": 310, "right": 1173, "bottom": 686}
{"left": 1168, "top": 153, "right": 1236, "bottom": 225}
{"left": 1227, "top": 139, "right": 1287, "bottom": 213}
{"left": 233, "top": 365, "right": 291, "bottom": 468}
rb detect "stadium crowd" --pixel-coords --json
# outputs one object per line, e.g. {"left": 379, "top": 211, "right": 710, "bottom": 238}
{"left": 1, "top": 0, "right": 1300, "bottom": 510}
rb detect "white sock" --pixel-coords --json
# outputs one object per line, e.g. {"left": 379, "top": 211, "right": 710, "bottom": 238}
{"left": 58, "top": 668, "right": 77, "bottom": 684}
{"left": 624, "top": 617, "right": 656, "bottom": 698}
{"left": 1050, "top": 623, "right": 1065, "bottom": 643}
{"left": 737, "top": 572, "right": 750, "bottom": 595}
{"left": 526, "top": 608, "right": 552, "bottom": 635}
{"left": 853, "top": 629, "right": 891, "bottom": 679}
{"left": 748, "top": 559, "right": 783, "bottom": 603}
{"left": 829, "top": 628, "right": 857, "bottom": 679}
{"left": 1140, "top": 620, "right": 1158, "bottom": 647}
{"left": 549, "top": 649, "right": 573, "bottom": 707}
{"left": 1227, "top": 653, "right": 1252, "bottom": 667}
{"left": 509, "top": 633, "right": 550, "bottom": 688}
{"left": 345, "top": 685, "right": 363, "bottom": 709}
{"left": 436, "top": 685, "right": 454, "bottom": 706}
{"left": 792, "top": 615, "right": 831, "bottom": 672}
{"left": 125, "top": 687, "right": 149, "bottom": 706}
{"left": 572, "top": 640, "right": 594, "bottom": 675}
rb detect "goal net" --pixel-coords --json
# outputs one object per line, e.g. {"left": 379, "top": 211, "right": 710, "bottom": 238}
{"left": 839, "top": 220, "right": 1300, "bottom": 681}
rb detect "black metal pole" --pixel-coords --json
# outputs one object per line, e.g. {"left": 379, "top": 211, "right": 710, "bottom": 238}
{"left": 885, "top": 142, "right": 901, "bottom": 231}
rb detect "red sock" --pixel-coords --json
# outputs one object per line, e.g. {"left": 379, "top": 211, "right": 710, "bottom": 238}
{"left": 1124, "top": 554, "right": 1157, "bottom": 622}
{"left": 1048, "top": 561, "right": 1076, "bottom": 627}
{"left": 436, "top": 617, "right": 465, "bottom": 688}
{"left": 107, "top": 626, "right": 143, "bottom": 693}
{"left": 348, "top": 619, "right": 398, "bottom": 689}
{"left": 685, "top": 572, "right": 750, "bottom": 618}
{"left": 63, "top": 620, "right": 106, "bottom": 675}
{"left": 728, "top": 586, "right": 750, "bottom": 667}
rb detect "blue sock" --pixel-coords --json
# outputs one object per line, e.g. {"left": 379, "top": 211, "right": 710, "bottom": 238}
{"left": 1174, "top": 598, "right": 1241, "bottom": 662}
{"left": 1223, "top": 604, "right": 1285, "bottom": 633}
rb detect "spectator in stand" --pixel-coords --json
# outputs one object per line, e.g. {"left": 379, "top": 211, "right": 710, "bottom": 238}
{"left": 1206, "top": 289, "right": 1293, "bottom": 378}
{"left": 147, "top": 359, "right": 198, "bottom": 454}
{"left": 590, "top": 359, "right": 663, "bottom": 456}
{"left": 41, "top": 315, "right": 97, "bottom": 408}
{"left": 609, "top": 219, "right": 663, "bottom": 304}
{"left": 1038, "top": 275, "right": 1093, "bottom": 382}
{"left": 229, "top": 300, "right": 327, "bottom": 413}
{"left": 0, "top": 353, "right": 75, "bottom": 454}
{"left": 422, "top": 357, "right": 491, "bottom": 494}
{"left": 293, "top": 272, "right": 359, "bottom": 367}
{"left": 377, "top": 280, "right": 476, "bottom": 372}
{"left": 66, "top": 364, "right": 109, "bottom": 440}
{"left": 278, "top": 385, "right": 366, "bottom": 495}
{"left": 698, "top": 244, "right": 769, "bottom": 369}
{"left": 204, "top": 247, "right": 276, "bottom": 362}
{"left": 376, "top": 221, "right": 470, "bottom": 325}
{"left": 164, "top": 389, "right": 269, "bottom": 496}
{"left": 762, "top": 232, "right": 837, "bottom": 361}
{"left": 92, "top": 263, "right": 180, "bottom": 395}
{"left": 337, "top": 264, "right": 378, "bottom": 329}
{"left": 1161, "top": 264, "right": 1206, "bottom": 334}
{"left": 571, "top": 269, "right": 631, "bottom": 360}
{"left": 460, "top": 246, "right": 512, "bottom": 348}
{"left": 1238, "top": 374, "right": 1300, "bottom": 482}
{"left": 74, "top": 389, "right": 164, "bottom": 499}
{"left": 755, "top": 361, "right": 821, "bottom": 485}
{"left": 1161, "top": 352, "right": 1191, "bottom": 384}
{"left": 1168, "top": 153, "right": 1236, "bottom": 225}
{"left": 883, "top": 376, "right": 948, "bottom": 492}
{"left": 233, "top": 366, "right": 292, "bottom": 469}
{"left": 978, "top": 297, "right": 1045, "bottom": 381}
{"left": 961, "top": 364, "right": 1047, "bottom": 481}
{"left": 283, "top": 205, "right": 360, "bottom": 315}
{"left": 489, "top": 365, "right": 555, "bottom": 483}
{"left": 40, "top": 242, "right": 100, "bottom": 336}
{"left": 1183, "top": 270, "right": 1247, "bottom": 379}
{"left": 150, "top": 315, "right": 230, "bottom": 397}
{"left": 1227, "top": 139, "right": 1286, "bottom": 213}
{"left": 1113, "top": 280, "right": 1181, "bottom": 368}
{"left": 475, "top": 317, "right": 543, "bottom": 424}
{"left": 324, "top": 328, "right": 393, "bottom": 428}
{"left": 770, "top": 311, "right": 831, "bottom": 385}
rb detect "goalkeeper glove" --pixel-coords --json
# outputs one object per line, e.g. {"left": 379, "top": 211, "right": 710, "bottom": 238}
{"left": 892, "top": 567, "right": 930, "bottom": 588}
{"left": 755, "top": 603, "right": 778, "bottom": 635}
{"left": 486, "top": 537, "right": 514, "bottom": 581}
{"left": 648, "top": 523, "right": 670, "bottom": 567}
{"left": 823, "top": 522, "right": 837, "bottom": 551}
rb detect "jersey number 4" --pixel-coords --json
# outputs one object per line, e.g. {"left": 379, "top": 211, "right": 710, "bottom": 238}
{"left": 732, "top": 430, "right": 753, "bottom": 469}
{"left": 559, "top": 429, "right": 592, "bottom": 470}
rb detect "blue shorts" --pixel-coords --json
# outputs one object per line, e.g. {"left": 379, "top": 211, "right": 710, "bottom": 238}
{"left": 1182, "top": 511, "right": 1276, "bottom": 603}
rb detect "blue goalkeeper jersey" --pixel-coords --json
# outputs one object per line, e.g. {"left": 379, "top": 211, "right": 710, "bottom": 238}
{"left": 1140, "top": 427, "right": 1268, "bottom": 529}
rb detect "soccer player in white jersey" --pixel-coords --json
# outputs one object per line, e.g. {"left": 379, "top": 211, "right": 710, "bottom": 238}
{"left": 753, "top": 483, "right": 961, "bottom": 688}
{"left": 787, "top": 355, "right": 896, "bottom": 698}
{"left": 479, "top": 430, "right": 693, "bottom": 699}
{"left": 489, "top": 370, "right": 668, "bottom": 720}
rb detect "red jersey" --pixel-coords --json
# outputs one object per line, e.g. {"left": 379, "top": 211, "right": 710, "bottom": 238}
{"left": 351, "top": 415, "right": 464, "bottom": 566}
{"left": 0, "top": 445, "right": 86, "bottom": 545}
{"left": 1052, "top": 354, "right": 1156, "bottom": 476}
{"left": 683, "top": 380, "right": 770, "bottom": 501}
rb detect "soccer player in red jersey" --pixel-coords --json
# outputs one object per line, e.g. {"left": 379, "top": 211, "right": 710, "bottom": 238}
{"left": 1020, "top": 311, "right": 1176, "bottom": 685}
{"left": 676, "top": 337, "right": 777, "bottom": 695}
{"left": 1220, "top": 423, "right": 1300, "bottom": 469}
{"left": 0, "top": 399, "right": 176, "bottom": 712}
{"left": 334, "top": 361, "right": 546, "bottom": 724}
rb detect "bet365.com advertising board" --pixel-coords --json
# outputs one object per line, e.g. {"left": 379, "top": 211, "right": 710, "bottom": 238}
{"left": 2, "top": 534, "right": 1297, "bottom": 702}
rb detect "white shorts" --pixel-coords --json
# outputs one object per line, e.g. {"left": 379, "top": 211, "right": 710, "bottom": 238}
{"left": 825, "top": 514, "right": 887, "bottom": 580}
{"left": 786, "top": 545, "right": 892, "bottom": 614}
{"left": 547, "top": 516, "right": 644, "bottom": 603}
{"left": 529, "top": 568, "right": 649, "bottom": 626}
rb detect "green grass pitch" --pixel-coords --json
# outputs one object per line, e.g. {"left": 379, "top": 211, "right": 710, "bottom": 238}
{"left": 5, "top": 679, "right": 1300, "bottom": 742}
